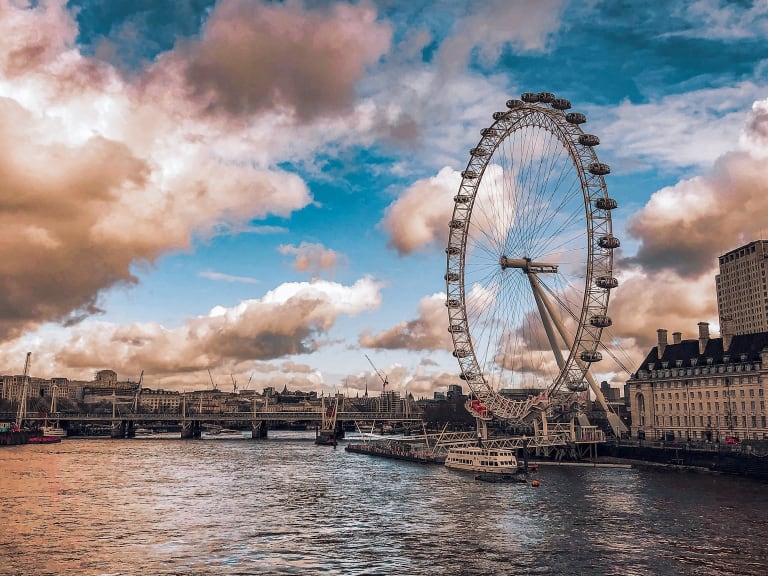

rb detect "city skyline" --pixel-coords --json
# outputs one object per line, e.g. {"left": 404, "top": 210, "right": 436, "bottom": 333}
{"left": 1, "top": 0, "right": 768, "bottom": 394}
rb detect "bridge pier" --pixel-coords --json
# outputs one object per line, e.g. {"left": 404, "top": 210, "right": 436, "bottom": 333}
{"left": 180, "top": 420, "right": 201, "bottom": 439}
{"left": 251, "top": 420, "right": 268, "bottom": 439}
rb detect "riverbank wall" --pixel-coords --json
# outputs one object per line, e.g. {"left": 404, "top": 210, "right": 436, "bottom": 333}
{"left": 0, "top": 430, "right": 30, "bottom": 446}
{"left": 597, "top": 442, "right": 768, "bottom": 481}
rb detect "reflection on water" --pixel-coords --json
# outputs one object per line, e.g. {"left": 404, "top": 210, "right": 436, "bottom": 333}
{"left": 2, "top": 432, "right": 768, "bottom": 575}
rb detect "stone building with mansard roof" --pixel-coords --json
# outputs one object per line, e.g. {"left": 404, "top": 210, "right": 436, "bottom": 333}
{"left": 627, "top": 322, "right": 767, "bottom": 441}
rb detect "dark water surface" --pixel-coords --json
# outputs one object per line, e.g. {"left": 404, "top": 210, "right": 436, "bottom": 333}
{"left": 2, "top": 432, "right": 768, "bottom": 575}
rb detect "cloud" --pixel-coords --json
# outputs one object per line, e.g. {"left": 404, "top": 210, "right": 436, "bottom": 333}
{"left": 668, "top": 0, "right": 768, "bottom": 40}
{"left": 164, "top": 0, "right": 392, "bottom": 120}
{"left": 199, "top": 271, "right": 260, "bottom": 284}
{"left": 0, "top": 277, "right": 383, "bottom": 384}
{"left": 622, "top": 98, "right": 768, "bottom": 277}
{"left": 608, "top": 266, "right": 718, "bottom": 349}
{"left": 359, "top": 292, "right": 452, "bottom": 351}
{"left": 437, "top": 0, "right": 566, "bottom": 71}
{"left": 597, "top": 82, "right": 767, "bottom": 171}
{"left": 278, "top": 242, "right": 346, "bottom": 277}
{"left": 0, "top": 1, "right": 319, "bottom": 339}
{"left": 381, "top": 166, "right": 460, "bottom": 255}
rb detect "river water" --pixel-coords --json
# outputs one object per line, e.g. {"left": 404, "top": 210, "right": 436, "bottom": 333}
{"left": 1, "top": 432, "right": 767, "bottom": 576}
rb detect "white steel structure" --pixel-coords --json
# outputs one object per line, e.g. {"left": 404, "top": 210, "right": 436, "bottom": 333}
{"left": 445, "top": 92, "right": 620, "bottom": 429}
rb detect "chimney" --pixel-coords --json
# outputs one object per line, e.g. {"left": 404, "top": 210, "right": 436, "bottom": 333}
{"left": 657, "top": 328, "right": 668, "bottom": 357}
{"left": 672, "top": 332, "right": 682, "bottom": 345}
{"left": 721, "top": 318, "right": 733, "bottom": 352}
{"left": 698, "top": 322, "right": 710, "bottom": 355}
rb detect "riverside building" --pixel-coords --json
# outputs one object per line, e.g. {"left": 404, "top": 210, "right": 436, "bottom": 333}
{"left": 627, "top": 324, "right": 767, "bottom": 441}
{"left": 716, "top": 239, "right": 768, "bottom": 335}
{"left": 627, "top": 241, "right": 768, "bottom": 442}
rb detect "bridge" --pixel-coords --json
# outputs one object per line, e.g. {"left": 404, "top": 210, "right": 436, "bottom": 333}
{"left": 4, "top": 407, "right": 425, "bottom": 439}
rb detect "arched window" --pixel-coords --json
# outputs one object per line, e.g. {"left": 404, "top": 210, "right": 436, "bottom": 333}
{"left": 635, "top": 393, "right": 646, "bottom": 426}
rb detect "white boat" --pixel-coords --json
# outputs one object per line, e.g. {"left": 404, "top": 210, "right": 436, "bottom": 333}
{"left": 201, "top": 428, "right": 245, "bottom": 439}
{"left": 444, "top": 446, "right": 518, "bottom": 474}
{"left": 40, "top": 425, "right": 66, "bottom": 438}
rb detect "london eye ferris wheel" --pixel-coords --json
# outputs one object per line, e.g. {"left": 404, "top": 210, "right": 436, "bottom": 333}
{"left": 445, "top": 92, "right": 619, "bottom": 424}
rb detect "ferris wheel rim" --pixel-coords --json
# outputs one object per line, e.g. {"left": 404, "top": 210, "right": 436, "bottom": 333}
{"left": 444, "top": 94, "right": 617, "bottom": 422}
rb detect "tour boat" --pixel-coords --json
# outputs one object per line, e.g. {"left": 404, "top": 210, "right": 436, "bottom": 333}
{"left": 444, "top": 446, "right": 519, "bottom": 474}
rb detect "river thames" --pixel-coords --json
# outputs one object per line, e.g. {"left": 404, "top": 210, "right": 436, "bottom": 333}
{"left": 1, "top": 432, "right": 768, "bottom": 575}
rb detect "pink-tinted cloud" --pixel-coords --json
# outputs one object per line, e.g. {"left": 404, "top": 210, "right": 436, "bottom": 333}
{"left": 359, "top": 293, "right": 452, "bottom": 351}
{"left": 164, "top": 0, "right": 391, "bottom": 120}
{"left": 0, "top": 277, "right": 382, "bottom": 385}
{"left": 623, "top": 99, "right": 768, "bottom": 277}
{"left": 278, "top": 242, "right": 346, "bottom": 277}
{"left": 381, "top": 167, "right": 460, "bottom": 255}
{"left": 0, "top": 1, "right": 320, "bottom": 339}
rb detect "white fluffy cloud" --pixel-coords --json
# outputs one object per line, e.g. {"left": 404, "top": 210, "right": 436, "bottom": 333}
{"left": 0, "top": 277, "right": 383, "bottom": 386}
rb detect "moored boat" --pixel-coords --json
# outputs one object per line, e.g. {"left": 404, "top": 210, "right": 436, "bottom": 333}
{"left": 40, "top": 425, "right": 66, "bottom": 438}
{"left": 314, "top": 430, "right": 338, "bottom": 446}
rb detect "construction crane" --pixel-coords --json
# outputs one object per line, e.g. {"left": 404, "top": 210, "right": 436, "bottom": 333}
{"left": 15, "top": 352, "right": 31, "bottom": 429}
{"left": 207, "top": 369, "right": 218, "bottom": 390}
{"left": 132, "top": 370, "right": 144, "bottom": 413}
{"left": 365, "top": 354, "right": 388, "bottom": 394}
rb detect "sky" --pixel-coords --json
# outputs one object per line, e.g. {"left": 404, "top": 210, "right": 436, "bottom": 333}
{"left": 1, "top": 0, "right": 768, "bottom": 397}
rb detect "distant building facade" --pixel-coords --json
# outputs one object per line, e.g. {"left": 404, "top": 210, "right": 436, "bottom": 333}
{"left": 716, "top": 240, "right": 768, "bottom": 336}
{"left": 626, "top": 323, "right": 768, "bottom": 441}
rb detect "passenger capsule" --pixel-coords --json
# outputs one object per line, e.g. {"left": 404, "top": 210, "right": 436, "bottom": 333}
{"left": 444, "top": 272, "right": 460, "bottom": 282}
{"left": 566, "top": 380, "right": 588, "bottom": 392}
{"left": 598, "top": 235, "right": 620, "bottom": 249}
{"left": 580, "top": 350, "right": 603, "bottom": 363}
{"left": 595, "top": 276, "right": 619, "bottom": 289}
{"left": 445, "top": 246, "right": 461, "bottom": 255}
{"left": 521, "top": 92, "right": 540, "bottom": 103}
{"left": 551, "top": 98, "right": 571, "bottom": 110}
{"left": 578, "top": 134, "right": 600, "bottom": 146}
{"left": 566, "top": 112, "right": 586, "bottom": 124}
{"left": 481, "top": 128, "right": 498, "bottom": 136}
{"left": 445, "top": 299, "right": 461, "bottom": 308}
{"left": 461, "top": 170, "right": 478, "bottom": 179}
{"left": 449, "top": 219, "right": 465, "bottom": 230}
{"left": 448, "top": 324, "right": 465, "bottom": 333}
{"left": 492, "top": 111, "right": 507, "bottom": 120}
{"left": 506, "top": 99, "right": 524, "bottom": 109}
{"left": 590, "top": 315, "right": 613, "bottom": 328}
{"left": 537, "top": 92, "right": 555, "bottom": 103}
{"left": 595, "top": 197, "right": 618, "bottom": 210}
{"left": 453, "top": 348, "right": 471, "bottom": 358}
{"left": 588, "top": 162, "right": 611, "bottom": 176}
{"left": 470, "top": 147, "right": 489, "bottom": 157}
